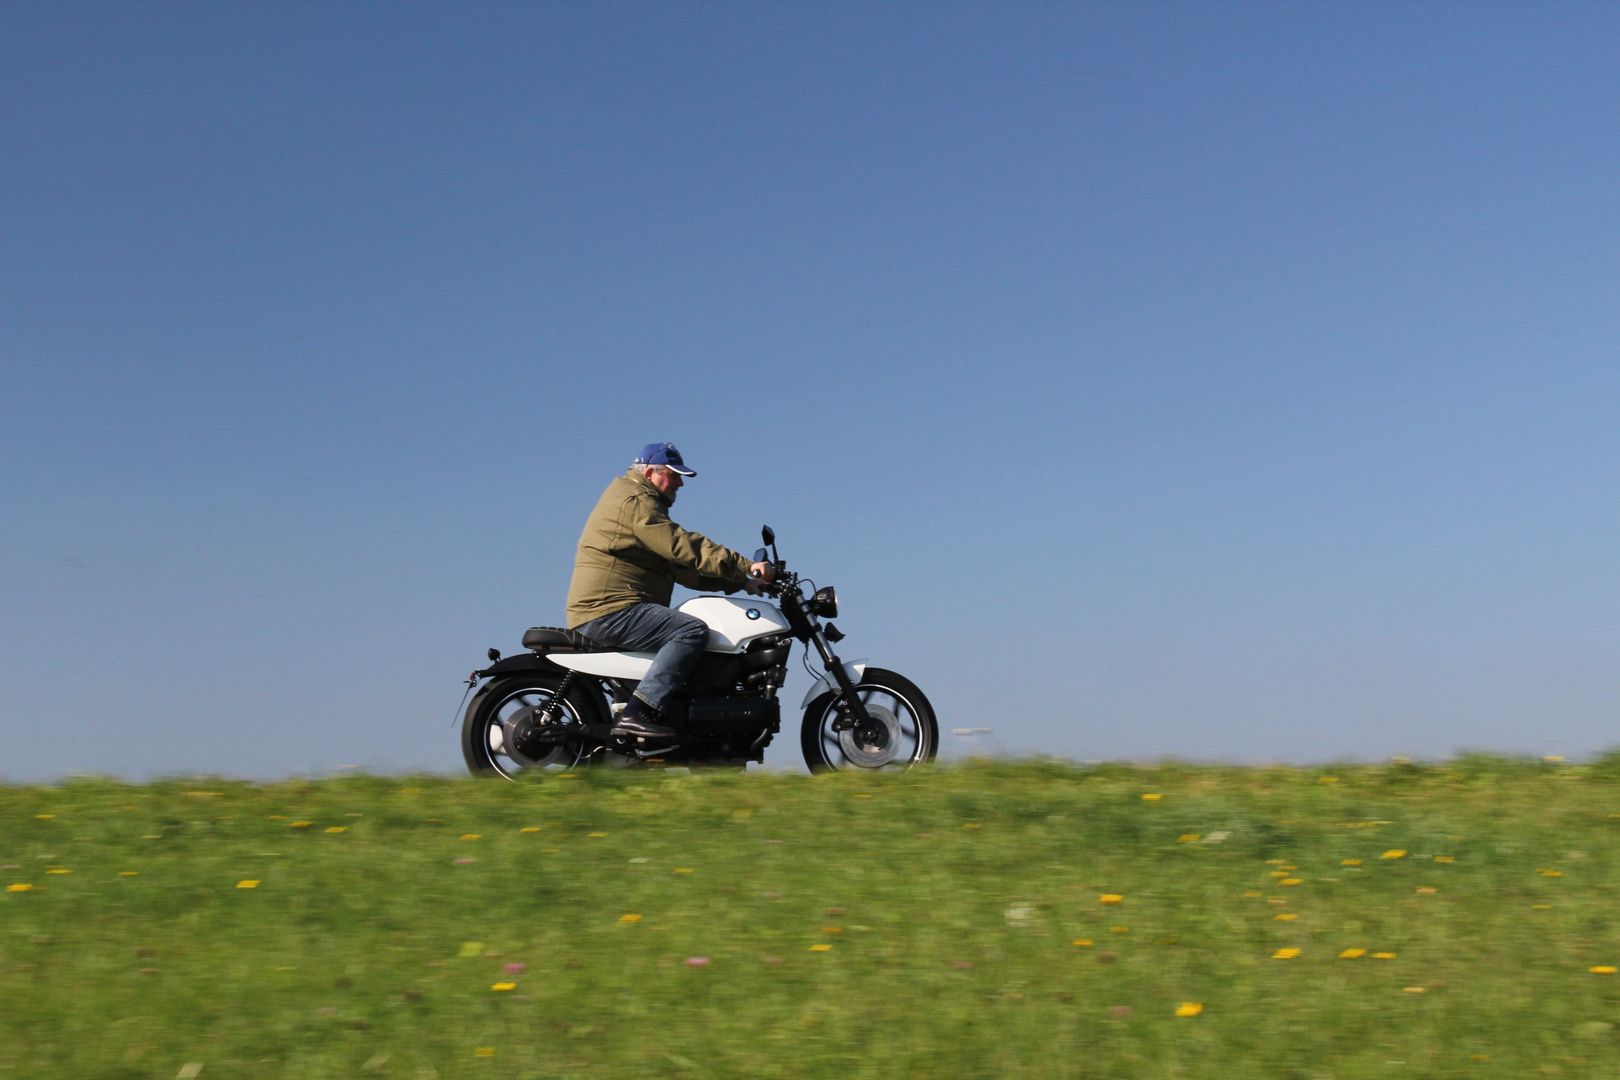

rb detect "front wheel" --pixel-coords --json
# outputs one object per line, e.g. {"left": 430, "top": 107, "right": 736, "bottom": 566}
{"left": 800, "top": 667, "right": 937, "bottom": 772}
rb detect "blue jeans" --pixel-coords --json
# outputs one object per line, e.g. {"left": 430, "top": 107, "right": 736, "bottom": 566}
{"left": 575, "top": 603, "right": 710, "bottom": 713}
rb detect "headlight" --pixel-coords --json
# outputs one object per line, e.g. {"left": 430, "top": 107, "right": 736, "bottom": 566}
{"left": 807, "top": 585, "right": 838, "bottom": 619}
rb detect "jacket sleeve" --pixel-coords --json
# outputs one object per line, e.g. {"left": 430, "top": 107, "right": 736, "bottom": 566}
{"left": 628, "top": 495, "right": 753, "bottom": 584}
{"left": 671, "top": 567, "right": 746, "bottom": 593}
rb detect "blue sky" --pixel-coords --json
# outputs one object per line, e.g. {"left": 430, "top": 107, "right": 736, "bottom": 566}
{"left": 3, "top": 1, "right": 1619, "bottom": 779}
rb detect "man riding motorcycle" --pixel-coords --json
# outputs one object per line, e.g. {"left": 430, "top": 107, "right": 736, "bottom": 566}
{"left": 566, "top": 443, "right": 775, "bottom": 742}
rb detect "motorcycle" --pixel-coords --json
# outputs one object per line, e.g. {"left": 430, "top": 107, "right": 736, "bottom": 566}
{"left": 460, "top": 526, "right": 937, "bottom": 776}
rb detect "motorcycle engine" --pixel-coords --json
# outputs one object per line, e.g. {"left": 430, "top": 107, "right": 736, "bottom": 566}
{"left": 686, "top": 696, "right": 780, "bottom": 734}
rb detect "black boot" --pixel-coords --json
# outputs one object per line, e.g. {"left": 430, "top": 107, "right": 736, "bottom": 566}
{"left": 612, "top": 697, "right": 676, "bottom": 741}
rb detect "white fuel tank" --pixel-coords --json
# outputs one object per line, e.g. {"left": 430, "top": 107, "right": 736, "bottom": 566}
{"left": 679, "top": 595, "right": 792, "bottom": 653}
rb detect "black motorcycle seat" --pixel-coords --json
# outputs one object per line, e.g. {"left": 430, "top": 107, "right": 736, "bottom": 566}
{"left": 522, "top": 626, "right": 614, "bottom": 652}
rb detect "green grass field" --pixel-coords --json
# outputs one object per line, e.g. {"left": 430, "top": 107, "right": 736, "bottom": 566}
{"left": 7, "top": 758, "right": 1620, "bottom": 1079}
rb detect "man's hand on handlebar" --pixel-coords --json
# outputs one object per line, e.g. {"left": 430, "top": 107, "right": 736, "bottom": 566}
{"left": 742, "top": 560, "right": 777, "bottom": 596}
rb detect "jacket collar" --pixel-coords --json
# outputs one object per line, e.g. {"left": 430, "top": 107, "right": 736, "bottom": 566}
{"left": 626, "top": 467, "right": 670, "bottom": 507}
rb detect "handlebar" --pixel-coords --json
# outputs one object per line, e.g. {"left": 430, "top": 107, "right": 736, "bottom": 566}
{"left": 747, "top": 568, "right": 794, "bottom": 599}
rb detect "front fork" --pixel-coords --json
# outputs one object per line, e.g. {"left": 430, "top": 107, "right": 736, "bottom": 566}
{"left": 809, "top": 628, "right": 876, "bottom": 736}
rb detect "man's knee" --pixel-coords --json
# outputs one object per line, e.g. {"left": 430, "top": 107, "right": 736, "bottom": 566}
{"left": 673, "top": 614, "right": 709, "bottom": 647}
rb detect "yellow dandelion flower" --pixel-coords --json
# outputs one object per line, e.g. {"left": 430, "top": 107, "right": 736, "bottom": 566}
{"left": 674, "top": 868, "right": 694, "bottom": 873}
{"left": 6, "top": 884, "right": 33, "bottom": 892}
{"left": 1177, "top": 834, "right": 1199, "bottom": 842}
{"left": 1341, "top": 859, "right": 1362, "bottom": 866}
{"left": 325, "top": 827, "right": 346, "bottom": 834}
{"left": 267, "top": 815, "right": 286, "bottom": 820}
{"left": 1072, "top": 939, "right": 1093, "bottom": 947}
{"left": 1275, "top": 913, "right": 1299, "bottom": 921}
{"left": 236, "top": 880, "right": 259, "bottom": 889}
{"left": 491, "top": 982, "right": 516, "bottom": 991}
{"left": 34, "top": 814, "right": 55, "bottom": 819}
{"left": 1110, "top": 926, "right": 1130, "bottom": 934}
{"left": 1434, "top": 856, "right": 1454, "bottom": 863}
{"left": 809, "top": 944, "right": 832, "bottom": 951}
{"left": 519, "top": 827, "right": 540, "bottom": 832}
{"left": 1532, "top": 904, "right": 1552, "bottom": 910}
{"left": 1281, "top": 878, "right": 1302, "bottom": 886}
{"left": 1266, "top": 859, "right": 1285, "bottom": 864}
{"left": 618, "top": 913, "right": 642, "bottom": 923}
{"left": 962, "top": 823, "right": 982, "bottom": 829}
{"left": 821, "top": 927, "right": 842, "bottom": 934}
{"left": 1403, "top": 986, "right": 1425, "bottom": 994}
{"left": 290, "top": 822, "right": 311, "bottom": 828}
{"left": 1416, "top": 887, "right": 1436, "bottom": 895}
{"left": 1372, "top": 952, "right": 1396, "bottom": 959}
{"left": 1541, "top": 870, "right": 1563, "bottom": 877}
{"left": 1273, "top": 948, "right": 1301, "bottom": 959}
{"left": 1270, "top": 871, "right": 1289, "bottom": 878}
{"left": 1471, "top": 1055, "right": 1490, "bottom": 1062}
{"left": 854, "top": 794, "right": 872, "bottom": 798}
{"left": 473, "top": 1047, "right": 494, "bottom": 1058}
{"left": 1339, "top": 948, "right": 1367, "bottom": 959}
{"left": 118, "top": 872, "right": 138, "bottom": 876}
{"left": 45, "top": 869, "right": 70, "bottom": 875}
{"left": 587, "top": 832, "right": 607, "bottom": 837}
{"left": 460, "top": 834, "right": 481, "bottom": 840}
{"left": 1592, "top": 966, "right": 1618, "bottom": 974}
{"left": 1381, "top": 850, "right": 1407, "bottom": 860}
{"left": 1174, "top": 1002, "right": 1203, "bottom": 1016}
{"left": 1244, "top": 890, "right": 1263, "bottom": 897}
{"left": 1141, "top": 794, "right": 1162, "bottom": 801}
{"left": 1100, "top": 894, "right": 1123, "bottom": 904}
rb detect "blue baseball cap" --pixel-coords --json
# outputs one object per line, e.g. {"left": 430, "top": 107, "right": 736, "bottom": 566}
{"left": 634, "top": 442, "right": 696, "bottom": 476}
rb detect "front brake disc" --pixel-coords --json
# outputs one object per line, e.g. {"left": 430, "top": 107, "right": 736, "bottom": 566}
{"left": 837, "top": 702, "right": 901, "bottom": 767}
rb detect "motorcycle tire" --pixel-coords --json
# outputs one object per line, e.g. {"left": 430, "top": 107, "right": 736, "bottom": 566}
{"left": 462, "top": 673, "right": 605, "bottom": 779}
{"left": 800, "top": 667, "right": 938, "bottom": 772}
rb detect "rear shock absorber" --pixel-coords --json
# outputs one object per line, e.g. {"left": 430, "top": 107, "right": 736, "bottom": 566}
{"left": 536, "top": 670, "right": 580, "bottom": 728}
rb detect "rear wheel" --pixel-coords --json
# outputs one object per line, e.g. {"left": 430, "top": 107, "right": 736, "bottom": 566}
{"left": 462, "top": 675, "right": 599, "bottom": 779}
{"left": 800, "top": 668, "right": 937, "bottom": 772}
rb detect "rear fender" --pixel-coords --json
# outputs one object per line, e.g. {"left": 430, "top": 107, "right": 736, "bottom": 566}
{"left": 478, "top": 652, "right": 570, "bottom": 679}
{"left": 467, "top": 656, "right": 613, "bottom": 730}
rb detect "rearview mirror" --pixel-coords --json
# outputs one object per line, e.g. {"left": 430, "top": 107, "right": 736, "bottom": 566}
{"left": 753, "top": 548, "right": 769, "bottom": 563}
{"left": 761, "top": 525, "right": 775, "bottom": 546}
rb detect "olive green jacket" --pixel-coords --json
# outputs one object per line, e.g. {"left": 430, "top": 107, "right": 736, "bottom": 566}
{"left": 565, "top": 469, "right": 755, "bottom": 629}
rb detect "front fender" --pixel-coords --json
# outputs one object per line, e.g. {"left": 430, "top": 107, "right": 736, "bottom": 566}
{"left": 799, "top": 659, "right": 868, "bottom": 709}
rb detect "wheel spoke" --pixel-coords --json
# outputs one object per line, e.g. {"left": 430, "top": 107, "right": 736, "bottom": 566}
{"left": 820, "top": 681, "right": 930, "bottom": 770}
